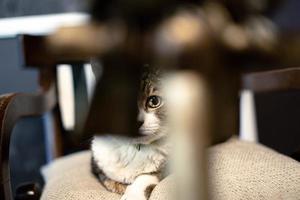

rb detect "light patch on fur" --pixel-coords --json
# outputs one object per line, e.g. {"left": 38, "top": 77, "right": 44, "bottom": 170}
{"left": 120, "top": 175, "right": 159, "bottom": 200}
{"left": 139, "top": 110, "right": 160, "bottom": 136}
{"left": 92, "top": 136, "right": 167, "bottom": 184}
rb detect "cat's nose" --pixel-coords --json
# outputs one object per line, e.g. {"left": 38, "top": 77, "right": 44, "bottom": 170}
{"left": 137, "top": 121, "right": 144, "bottom": 129}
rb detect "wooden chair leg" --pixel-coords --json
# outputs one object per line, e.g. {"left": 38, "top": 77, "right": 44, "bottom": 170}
{"left": 166, "top": 71, "right": 210, "bottom": 200}
{"left": 165, "top": 68, "right": 239, "bottom": 200}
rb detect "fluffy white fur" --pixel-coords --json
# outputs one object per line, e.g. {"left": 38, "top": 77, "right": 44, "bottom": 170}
{"left": 138, "top": 110, "right": 161, "bottom": 136}
{"left": 92, "top": 110, "right": 169, "bottom": 199}
{"left": 92, "top": 134, "right": 169, "bottom": 184}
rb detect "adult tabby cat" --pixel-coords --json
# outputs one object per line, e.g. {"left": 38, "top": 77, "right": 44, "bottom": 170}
{"left": 91, "top": 66, "right": 170, "bottom": 200}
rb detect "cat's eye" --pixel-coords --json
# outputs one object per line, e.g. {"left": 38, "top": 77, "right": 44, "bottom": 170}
{"left": 146, "top": 95, "right": 162, "bottom": 109}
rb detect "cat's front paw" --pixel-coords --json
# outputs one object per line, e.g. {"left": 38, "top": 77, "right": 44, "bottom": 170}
{"left": 120, "top": 193, "right": 147, "bottom": 200}
{"left": 120, "top": 186, "right": 147, "bottom": 200}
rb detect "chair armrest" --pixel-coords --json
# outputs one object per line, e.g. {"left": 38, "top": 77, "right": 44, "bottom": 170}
{"left": 243, "top": 67, "right": 300, "bottom": 93}
{"left": 0, "top": 85, "right": 56, "bottom": 200}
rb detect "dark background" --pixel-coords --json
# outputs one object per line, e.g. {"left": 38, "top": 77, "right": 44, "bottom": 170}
{"left": 0, "top": 0, "right": 300, "bottom": 196}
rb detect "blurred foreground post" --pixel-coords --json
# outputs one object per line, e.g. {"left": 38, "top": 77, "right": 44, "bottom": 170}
{"left": 166, "top": 72, "right": 211, "bottom": 200}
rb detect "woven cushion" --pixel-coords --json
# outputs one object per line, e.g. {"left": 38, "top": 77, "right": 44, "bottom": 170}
{"left": 41, "top": 139, "right": 300, "bottom": 200}
{"left": 208, "top": 138, "right": 300, "bottom": 200}
{"left": 41, "top": 151, "right": 120, "bottom": 200}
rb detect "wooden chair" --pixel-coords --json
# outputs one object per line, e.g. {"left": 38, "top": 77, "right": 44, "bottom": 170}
{"left": 0, "top": 34, "right": 91, "bottom": 200}
{"left": 243, "top": 68, "right": 300, "bottom": 160}
{"left": 2, "top": 66, "right": 300, "bottom": 200}
{"left": 1, "top": 1, "right": 300, "bottom": 199}
{"left": 0, "top": 35, "right": 55, "bottom": 200}
{"left": 1, "top": 32, "right": 300, "bottom": 200}
{"left": 0, "top": 87, "right": 56, "bottom": 200}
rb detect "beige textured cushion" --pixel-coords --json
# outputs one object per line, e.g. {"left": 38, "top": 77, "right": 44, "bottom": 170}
{"left": 41, "top": 139, "right": 300, "bottom": 200}
{"left": 208, "top": 138, "right": 300, "bottom": 200}
{"left": 41, "top": 151, "right": 120, "bottom": 200}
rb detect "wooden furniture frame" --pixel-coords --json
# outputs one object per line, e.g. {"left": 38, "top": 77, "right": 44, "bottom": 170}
{"left": 2, "top": 62, "right": 300, "bottom": 200}
{"left": 1, "top": 1, "right": 300, "bottom": 199}
{"left": 0, "top": 34, "right": 89, "bottom": 199}
{"left": 0, "top": 87, "right": 56, "bottom": 199}
{"left": 243, "top": 68, "right": 300, "bottom": 159}
{"left": 244, "top": 68, "right": 300, "bottom": 93}
{"left": 0, "top": 34, "right": 60, "bottom": 199}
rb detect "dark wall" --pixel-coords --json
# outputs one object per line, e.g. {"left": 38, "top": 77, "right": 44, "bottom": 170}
{"left": 0, "top": 37, "right": 38, "bottom": 93}
{"left": 255, "top": 0, "right": 300, "bottom": 157}
{"left": 256, "top": 91, "right": 300, "bottom": 156}
{"left": 272, "top": 0, "right": 300, "bottom": 31}
{"left": 0, "top": 0, "right": 88, "bottom": 18}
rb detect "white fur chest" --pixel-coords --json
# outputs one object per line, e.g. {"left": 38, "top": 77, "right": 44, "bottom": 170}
{"left": 92, "top": 136, "right": 168, "bottom": 184}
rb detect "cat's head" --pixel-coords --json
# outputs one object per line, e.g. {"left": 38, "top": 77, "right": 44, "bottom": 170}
{"left": 137, "top": 66, "right": 167, "bottom": 142}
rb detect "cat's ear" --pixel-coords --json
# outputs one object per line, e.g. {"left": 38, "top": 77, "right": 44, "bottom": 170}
{"left": 141, "top": 64, "right": 151, "bottom": 81}
{"left": 141, "top": 64, "right": 160, "bottom": 78}
{"left": 141, "top": 64, "right": 152, "bottom": 74}
{"left": 90, "top": 57, "right": 103, "bottom": 80}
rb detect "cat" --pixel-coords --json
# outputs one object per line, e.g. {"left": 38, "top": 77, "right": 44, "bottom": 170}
{"left": 91, "top": 66, "right": 170, "bottom": 200}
